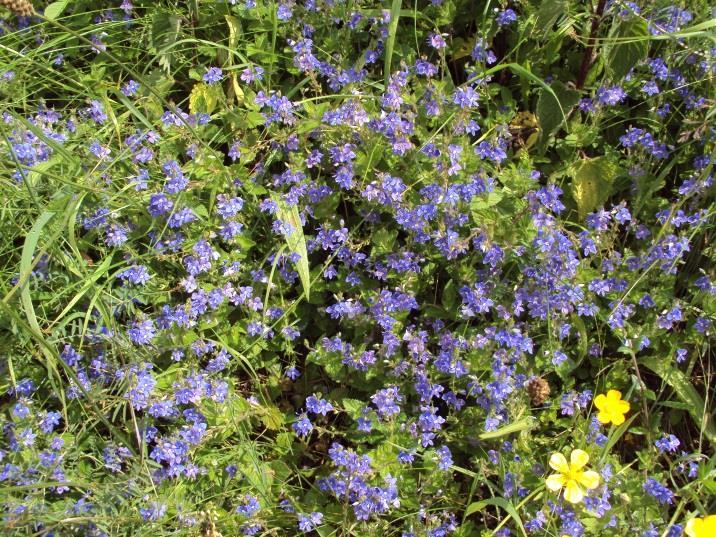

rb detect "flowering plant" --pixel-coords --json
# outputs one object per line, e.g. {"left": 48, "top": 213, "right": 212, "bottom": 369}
{"left": 0, "top": 0, "right": 714, "bottom": 536}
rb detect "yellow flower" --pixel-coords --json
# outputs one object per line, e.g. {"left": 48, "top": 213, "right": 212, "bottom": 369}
{"left": 685, "top": 515, "right": 716, "bottom": 537}
{"left": 545, "top": 449, "right": 600, "bottom": 504}
{"left": 594, "top": 390, "right": 630, "bottom": 426}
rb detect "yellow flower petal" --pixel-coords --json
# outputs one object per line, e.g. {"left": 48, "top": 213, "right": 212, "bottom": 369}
{"left": 685, "top": 515, "right": 716, "bottom": 537}
{"left": 596, "top": 410, "right": 611, "bottom": 424}
{"left": 549, "top": 452, "right": 569, "bottom": 473}
{"left": 578, "top": 470, "right": 601, "bottom": 490}
{"left": 594, "top": 393, "right": 607, "bottom": 411}
{"left": 607, "top": 390, "right": 622, "bottom": 401}
{"left": 610, "top": 411, "right": 626, "bottom": 425}
{"left": 570, "top": 449, "right": 589, "bottom": 470}
{"left": 546, "top": 473, "right": 566, "bottom": 491}
{"left": 563, "top": 480, "right": 584, "bottom": 504}
{"left": 616, "top": 399, "right": 631, "bottom": 413}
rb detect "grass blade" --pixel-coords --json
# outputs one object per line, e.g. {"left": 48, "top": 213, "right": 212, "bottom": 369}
{"left": 384, "top": 0, "right": 402, "bottom": 86}
{"left": 642, "top": 357, "right": 716, "bottom": 447}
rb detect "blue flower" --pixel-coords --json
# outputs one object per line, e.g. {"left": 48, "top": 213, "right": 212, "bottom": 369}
{"left": 643, "top": 477, "right": 674, "bottom": 505}
{"left": 292, "top": 414, "right": 313, "bottom": 437}
{"left": 655, "top": 434, "right": 681, "bottom": 453}
{"left": 235, "top": 494, "right": 260, "bottom": 518}
{"left": 139, "top": 501, "right": 166, "bottom": 521}
{"left": 453, "top": 86, "right": 479, "bottom": 109}
{"left": 203, "top": 67, "right": 223, "bottom": 84}
{"left": 298, "top": 512, "right": 323, "bottom": 532}
{"left": 496, "top": 9, "right": 517, "bottom": 26}
{"left": 435, "top": 445, "right": 453, "bottom": 471}
{"left": 305, "top": 395, "right": 333, "bottom": 416}
{"left": 121, "top": 79, "right": 140, "bottom": 96}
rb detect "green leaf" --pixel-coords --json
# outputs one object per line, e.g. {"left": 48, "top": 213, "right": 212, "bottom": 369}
{"left": 608, "top": 19, "right": 649, "bottom": 80}
{"left": 384, "top": 0, "right": 402, "bottom": 86}
{"left": 371, "top": 228, "right": 398, "bottom": 255}
{"left": 226, "top": 15, "right": 242, "bottom": 49}
{"left": 470, "top": 190, "right": 504, "bottom": 211}
{"left": 478, "top": 417, "right": 536, "bottom": 440}
{"left": 44, "top": 1, "right": 69, "bottom": 20}
{"left": 188, "top": 83, "right": 222, "bottom": 115}
{"left": 599, "top": 415, "right": 637, "bottom": 463}
{"left": 441, "top": 279, "right": 458, "bottom": 312}
{"left": 477, "top": 63, "right": 571, "bottom": 136}
{"left": 244, "top": 110, "right": 265, "bottom": 128}
{"left": 20, "top": 211, "right": 56, "bottom": 337}
{"left": 341, "top": 398, "right": 364, "bottom": 418}
{"left": 464, "top": 497, "right": 527, "bottom": 537}
{"left": 569, "top": 156, "right": 619, "bottom": 218}
{"left": 272, "top": 197, "right": 310, "bottom": 300}
{"left": 536, "top": 0, "right": 568, "bottom": 33}
{"left": 641, "top": 357, "right": 716, "bottom": 447}
{"left": 151, "top": 11, "right": 181, "bottom": 73}
{"left": 259, "top": 405, "right": 284, "bottom": 430}
{"left": 536, "top": 81, "right": 580, "bottom": 138}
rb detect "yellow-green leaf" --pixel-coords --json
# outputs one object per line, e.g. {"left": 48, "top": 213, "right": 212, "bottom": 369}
{"left": 272, "top": 196, "right": 310, "bottom": 300}
{"left": 570, "top": 157, "right": 619, "bottom": 218}
{"left": 188, "top": 82, "right": 222, "bottom": 115}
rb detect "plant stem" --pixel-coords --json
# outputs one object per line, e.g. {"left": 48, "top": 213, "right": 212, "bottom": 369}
{"left": 576, "top": 0, "right": 608, "bottom": 89}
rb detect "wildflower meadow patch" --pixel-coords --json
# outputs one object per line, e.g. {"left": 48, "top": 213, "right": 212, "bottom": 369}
{"left": 0, "top": 1, "right": 714, "bottom": 536}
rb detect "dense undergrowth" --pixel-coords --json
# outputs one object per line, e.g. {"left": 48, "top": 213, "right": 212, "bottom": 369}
{"left": 0, "top": 0, "right": 715, "bottom": 536}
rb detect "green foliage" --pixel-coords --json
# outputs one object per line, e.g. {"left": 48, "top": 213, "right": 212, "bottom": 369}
{"left": 0, "top": 0, "right": 714, "bottom": 536}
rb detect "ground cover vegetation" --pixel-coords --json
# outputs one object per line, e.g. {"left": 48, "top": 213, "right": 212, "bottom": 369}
{"left": 0, "top": 0, "right": 715, "bottom": 535}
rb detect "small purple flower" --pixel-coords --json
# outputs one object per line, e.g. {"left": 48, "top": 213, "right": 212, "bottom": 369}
{"left": 596, "top": 85, "right": 627, "bottom": 106}
{"left": 435, "top": 445, "right": 453, "bottom": 470}
{"left": 121, "top": 80, "right": 140, "bottom": 96}
{"left": 203, "top": 67, "right": 223, "bottom": 84}
{"left": 428, "top": 33, "right": 447, "bottom": 49}
{"left": 235, "top": 494, "right": 261, "bottom": 518}
{"left": 240, "top": 65, "right": 264, "bottom": 83}
{"left": 305, "top": 395, "right": 333, "bottom": 416}
{"left": 298, "top": 512, "right": 323, "bottom": 532}
{"left": 139, "top": 502, "right": 166, "bottom": 521}
{"left": 87, "top": 100, "right": 107, "bottom": 124}
{"left": 496, "top": 8, "right": 517, "bottom": 26}
{"left": 655, "top": 434, "right": 680, "bottom": 453}
{"left": 453, "top": 86, "right": 479, "bottom": 109}
{"left": 643, "top": 477, "right": 674, "bottom": 505}
{"left": 128, "top": 319, "right": 156, "bottom": 345}
{"left": 292, "top": 414, "right": 313, "bottom": 437}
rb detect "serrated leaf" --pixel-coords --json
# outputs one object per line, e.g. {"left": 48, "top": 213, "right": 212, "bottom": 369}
{"left": 371, "top": 228, "right": 398, "bottom": 255}
{"left": 151, "top": 11, "right": 181, "bottom": 73}
{"left": 536, "top": 0, "right": 568, "bottom": 33}
{"left": 188, "top": 83, "right": 222, "bottom": 115}
{"left": 272, "top": 196, "right": 310, "bottom": 300}
{"left": 244, "top": 110, "right": 265, "bottom": 128}
{"left": 608, "top": 19, "right": 649, "bottom": 80}
{"left": 259, "top": 405, "right": 284, "bottom": 430}
{"left": 341, "top": 398, "right": 364, "bottom": 417}
{"left": 470, "top": 190, "right": 503, "bottom": 212}
{"left": 536, "top": 81, "right": 580, "bottom": 138}
{"left": 570, "top": 157, "right": 619, "bottom": 218}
